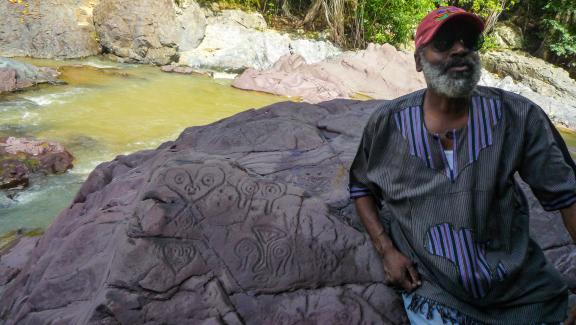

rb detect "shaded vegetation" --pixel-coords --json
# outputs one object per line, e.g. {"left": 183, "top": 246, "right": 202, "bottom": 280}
{"left": 514, "top": 0, "right": 575, "bottom": 76}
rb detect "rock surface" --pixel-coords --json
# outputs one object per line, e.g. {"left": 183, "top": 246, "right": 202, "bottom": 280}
{"left": 93, "top": 0, "right": 181, "bottom": 65}
{"left": 0, "top": 235, "right": 40, "bottom": 289}
{"left": 232, "top": 43, "right": 426, "bottom": 102}
{"left": 0, "top": 137, "right": 74, "bottom": 190}
{"left": 0, "top": 58, "right": 59, "bottom": 94}
{"left": 179, "top": 10, "right": 341, "bottom": 72}
{"left": 0, "top": 100, "right": 574, "bottom": 324}
{"left": 492, "top": 22, "right": 523, "bottom": 50}
{"left": 482, "top": 50, "right": 576, "bottom": 100}
{"left": 175, "top": 0, "right": 208, "bottom": 52}
{"left": 479, "top": 68, "right": 576, "bottom": 130}
{"left": 0, "top": 0, "right": 100, "bottom": 59}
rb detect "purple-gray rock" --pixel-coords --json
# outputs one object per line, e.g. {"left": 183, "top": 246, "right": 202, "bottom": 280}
{"left": 0, "top": 99, "right": 574, "bottom": 324}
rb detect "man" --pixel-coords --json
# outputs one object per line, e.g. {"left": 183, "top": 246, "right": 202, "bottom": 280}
{"left": 349, "top": 6, "right": 576, "bottom": 325}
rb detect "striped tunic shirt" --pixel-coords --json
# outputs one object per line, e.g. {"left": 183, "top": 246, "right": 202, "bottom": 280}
{"left": 349, "top": 86, "right": 576, "bottom": 324}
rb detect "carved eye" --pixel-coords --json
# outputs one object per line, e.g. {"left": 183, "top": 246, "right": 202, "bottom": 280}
{"left": 335, "top": 311, "right": 351, "bottom": 323}
{"left": 270, "top": 242, "right": 290, "bottom": 259}
{"left": 239, "top": 178, "right": 259, "bottom": 195}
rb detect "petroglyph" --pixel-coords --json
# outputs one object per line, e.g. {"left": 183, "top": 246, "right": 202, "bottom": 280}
{"left": 234, "top": 225, "right": 292, "bottom": 283}
{"left": 132, "top": 161, "right": 302, "bottom": 238}
{"left": 163, "top": 165, "right": 225, "bottom": 202}
{"left": 154, "top": 239, "right": 197, "bottom": 275}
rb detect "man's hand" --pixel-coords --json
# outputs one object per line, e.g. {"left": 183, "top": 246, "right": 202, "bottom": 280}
{"left": 353, "top": 195, "right": 422, "bottom": 291}
{"left": 565, "top": 305, "right": 576, "bottom": 325}
{"left": 381, "top": 247, "right": 421, "bottom": 292}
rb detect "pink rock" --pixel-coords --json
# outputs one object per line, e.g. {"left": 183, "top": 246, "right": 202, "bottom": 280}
{"left": 232, "top": 43, "right": 427, "bottom": 103}
{"left": 0, "top": 69, "right": 17, "bottom": 94}
{"left": 1, "top": 137, "right": 66, "bottom": 156}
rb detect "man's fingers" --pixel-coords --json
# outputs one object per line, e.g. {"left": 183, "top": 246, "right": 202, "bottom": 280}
{"left": 398, "top": 271, "right": 415, "bottom": 292}
{"left": 407, "top": 264, "right": 421, "bottom": 287}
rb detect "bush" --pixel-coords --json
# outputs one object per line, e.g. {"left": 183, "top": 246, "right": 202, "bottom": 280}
{"left": 359, "top": 0, "right": 436, "bottom": 46}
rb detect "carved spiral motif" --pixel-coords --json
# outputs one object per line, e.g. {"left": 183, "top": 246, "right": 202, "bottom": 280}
{"left": 196, "top": 166, "right": 225, "bottom": 189}
{"left": 201, "top": 173, "right": 216, "bottom": 186}
{"left": 234, "top": 238, "right": 260, "bottom": 271}
{"left": 234, "top": 238, "right": 259, "bottom": 258}
{"left": 261, "top": 183, "right": 283, "bottom": 197}
{"left": 239, "top": 178, "right": 259, "bottom": 196}
{"left": 335, "top": 311, "right": 352, "bottom": 324}
{"left": 270, "top": 241, "right": 291, "bottom": 260}
{"left": 167, "top": 169, "right": 188, "bottom": 185}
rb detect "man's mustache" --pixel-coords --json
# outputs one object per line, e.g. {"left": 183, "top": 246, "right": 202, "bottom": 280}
{"left": 443, "top": 57, "right": 477, "bottom": 73}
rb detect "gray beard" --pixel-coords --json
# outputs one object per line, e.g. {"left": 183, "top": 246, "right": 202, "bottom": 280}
{"left": 420, "top": 53, "right": 481, "bottom": 98}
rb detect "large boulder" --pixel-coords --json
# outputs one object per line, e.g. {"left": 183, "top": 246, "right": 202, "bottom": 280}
{"left": 0, "top": 0, "right": 100, "bottom": 59}
{"left": 94, "top": 0, "right": 181, "bottom": 65}
{"left": 232, "top": 43, "right": 426, "bottom": 102}
{"left": 481, "top": 50, "right": 576, "bottom": 105}
{"left": 0, "top": 58, "right": 59, "bottom": 94}
{"left": 479, "top": 69, "right": 576, "bottom": 130}
{"left": 179, "top": 10, "right": 341, "bottom": 72}
{"left": 0, "top": 100, "right": 574, "bottom": 324}
{"left": 175, "top": 1, "right": 208, "bottom": 52}
{"left": 92, "top": 0, "right": 207, "bottom": 65}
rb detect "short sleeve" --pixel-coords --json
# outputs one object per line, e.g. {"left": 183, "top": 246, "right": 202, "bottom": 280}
{"left": 519, "top": 107, "right": 576, "bottom": 211}
{"left": 349, "top": 118, "right": 380, "bottom": 200}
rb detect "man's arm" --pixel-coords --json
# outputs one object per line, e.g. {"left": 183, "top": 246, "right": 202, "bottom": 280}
{"left": 561, "top": 203, "right": 576, "bottom": 242}
{"left": 561, "top": 203, "right": 576, "bottom": 325}
{"left": 354, "top": 196, "right": 421, "bottom": 292}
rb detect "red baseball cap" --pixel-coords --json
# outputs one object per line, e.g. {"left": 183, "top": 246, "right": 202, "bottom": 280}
{"left": 415, "top": 6, "right": 484, "bottom": 49}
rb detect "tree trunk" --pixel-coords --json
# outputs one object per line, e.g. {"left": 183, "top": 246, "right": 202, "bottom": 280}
{"left": 281, "top": 0, "right": 297, "bottom": 20}
{"left": 300, "top": 0, "right": 323, "bottom": 26}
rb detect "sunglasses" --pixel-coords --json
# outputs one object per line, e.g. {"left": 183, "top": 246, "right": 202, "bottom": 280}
{"left": 431, "top": 33, "right": 484, "bottom": 52}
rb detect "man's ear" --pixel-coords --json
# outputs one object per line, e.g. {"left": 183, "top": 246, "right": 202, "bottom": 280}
{"left": 414, "top": 51, "right": 423, "bottom": 72}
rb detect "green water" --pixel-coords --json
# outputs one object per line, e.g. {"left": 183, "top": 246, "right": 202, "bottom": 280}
{"left": 0, "top": 57, "right": 285, "bottom": 235}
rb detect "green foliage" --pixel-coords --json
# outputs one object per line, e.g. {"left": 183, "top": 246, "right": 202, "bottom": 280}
{"left": 360, "top": 0, "right": 436, "bottom": 46}
{"left": 453, "top": 0, "right": 517, "bottom": 18}
{"left": 193, "top": 0, "right": 260, "bottom": 11}
{"left": 480, "top": 34, "right": 499, "bottom": 52}
{"left": 544, "top": 19, "right": 576, "bottom": 57}
{"left": 540, "top": 0, "right": 576, "bottom": 58}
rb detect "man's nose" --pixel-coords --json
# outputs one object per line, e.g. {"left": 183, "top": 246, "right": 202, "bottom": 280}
{"left": 449, "top": 39, "right": 470, "bottom": 56}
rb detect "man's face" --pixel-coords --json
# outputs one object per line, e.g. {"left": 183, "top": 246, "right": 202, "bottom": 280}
{"left": 416, "top": 19, "right": 482, "bottom": 98}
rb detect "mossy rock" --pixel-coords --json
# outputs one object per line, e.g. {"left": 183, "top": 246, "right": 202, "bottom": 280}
{"left": 0, "top": 228, "right": 43, "bottom": 255}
